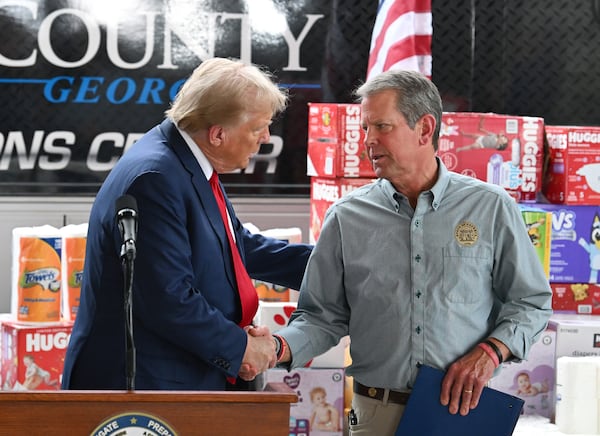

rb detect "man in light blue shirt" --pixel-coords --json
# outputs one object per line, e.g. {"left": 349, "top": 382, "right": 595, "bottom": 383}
{"left": 270, "top": 70, "right": 552, "bottom": 435}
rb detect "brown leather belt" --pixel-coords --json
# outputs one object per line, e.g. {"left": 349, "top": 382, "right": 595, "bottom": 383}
{"left": 353, "top": 381, "right": 410, "bottom": 405}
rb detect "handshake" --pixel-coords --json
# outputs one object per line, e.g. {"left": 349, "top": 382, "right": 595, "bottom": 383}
{"left": 238, "top": 325, "right": 286, "bottom": 381}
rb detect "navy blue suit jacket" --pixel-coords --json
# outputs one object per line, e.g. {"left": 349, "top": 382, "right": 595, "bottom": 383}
{"left": 62, "top": 119, "right": 312, "bottom": 390}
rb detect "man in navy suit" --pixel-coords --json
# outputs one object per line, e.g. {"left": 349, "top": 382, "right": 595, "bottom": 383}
{"left": 62, "top": 58, "right": 312, "bottom": 391}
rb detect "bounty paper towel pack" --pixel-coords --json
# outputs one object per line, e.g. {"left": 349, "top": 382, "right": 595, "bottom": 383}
{"left": 12, "top": 226, "right": 62, "bottom": 323}
{"left": 60, "top": 223, "right": 88, "bottom": 321}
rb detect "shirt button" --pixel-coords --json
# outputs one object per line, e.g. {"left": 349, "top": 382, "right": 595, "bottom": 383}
{"left": 415, "top": 255, "right": 421, "bottom": 262}
{"left": 416, "top": 290, "right": 422, "bottom": 298}
{"left": 415, "top": 220, "right": 420, "bottom": 227}
{"left": 415, "top": 326, "right": 421, "bottom": 334}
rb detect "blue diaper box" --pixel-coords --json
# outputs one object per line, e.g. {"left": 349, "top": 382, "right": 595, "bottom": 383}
{"left": 535, "top": 204, "right": 600, "bottom": 283}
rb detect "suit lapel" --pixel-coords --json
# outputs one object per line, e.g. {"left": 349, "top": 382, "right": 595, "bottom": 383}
{"left": 158, "top": 119, "right": 237, "bottom": 286}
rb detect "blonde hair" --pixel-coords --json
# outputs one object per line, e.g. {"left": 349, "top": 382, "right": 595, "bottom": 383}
{"left": 310, "top": 386, "right": 327, "bottom": 400}
{"left": 165, "top": 57, "right": 288, "bottom": 134}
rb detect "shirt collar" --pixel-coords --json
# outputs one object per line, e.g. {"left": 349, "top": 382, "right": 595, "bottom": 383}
{"left": 380, "top": 157, "right": 450, "bottom": 211}
{"left": 176, "top": 126, "right": 214, "bottom": 181}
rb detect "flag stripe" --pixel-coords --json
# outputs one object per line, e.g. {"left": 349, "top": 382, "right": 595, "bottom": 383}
{"left": 367, "top": 0, "right": 432, "bottom": 80}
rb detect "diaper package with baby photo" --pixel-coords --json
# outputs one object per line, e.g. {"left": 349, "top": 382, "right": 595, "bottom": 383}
{"left": 488, "top": 329, "right": 556, "bottom": 420}
{"left": 266, "top": 368, "right": 345, "bottom": 435}
{"left": 1, "top": 320, "right": 73, "bottom": 391}
{"left": 438, "top": 112, "right": 545, "bottom": 203}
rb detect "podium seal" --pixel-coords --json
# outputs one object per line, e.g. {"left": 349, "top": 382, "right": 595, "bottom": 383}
{"left": 90, "top": 412, "right": 178, "bottom": 436}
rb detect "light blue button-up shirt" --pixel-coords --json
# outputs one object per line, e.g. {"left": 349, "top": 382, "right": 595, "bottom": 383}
{"left": 278, "top": 159, "right": 552, "bottom": 391}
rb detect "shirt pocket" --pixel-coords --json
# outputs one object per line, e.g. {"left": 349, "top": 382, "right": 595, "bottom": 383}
{"left": 442, "top": 245, "right": 492, "bottom": 303}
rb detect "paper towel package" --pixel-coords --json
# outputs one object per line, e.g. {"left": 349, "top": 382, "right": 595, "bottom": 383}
{"left": 266, "top": 367, "right": 345, "bottom": 436}
{"left": 255, "top": 301, "right": 348, "bottom": 368}
{"left": 12, "top": 226, "right": 62, "bottom": 323}
{"left": 244, "top": 225, "right": 303, "bottom": 302}
{"left": 60, "top": 223, "right": 87, "bottom": 321}
{"left": 488, "top": 329, "right": 556, "bottom": 419}
{"left": 555, "top": 356, "right": 600, "bottom": 434}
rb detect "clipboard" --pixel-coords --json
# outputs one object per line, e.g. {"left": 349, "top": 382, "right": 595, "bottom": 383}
{"left": 396, "top": 365, "right": 524, "bottom": 436}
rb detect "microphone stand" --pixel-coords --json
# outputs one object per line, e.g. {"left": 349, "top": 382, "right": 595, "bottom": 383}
{"left": 121, "top": 241, "right": 136, "bottom": 391}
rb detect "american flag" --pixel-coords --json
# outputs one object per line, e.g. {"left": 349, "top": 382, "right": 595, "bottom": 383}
{"left": 366, "top": 0, "right": 433, "bottom": 81}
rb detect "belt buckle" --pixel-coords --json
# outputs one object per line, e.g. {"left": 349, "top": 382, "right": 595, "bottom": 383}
{"left": 368, "top": 387, "right": 378, "bottom": 398}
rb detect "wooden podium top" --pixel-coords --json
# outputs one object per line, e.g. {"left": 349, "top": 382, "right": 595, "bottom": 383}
{"left": 0, "top": 382, "right": 297, "bottom": 435}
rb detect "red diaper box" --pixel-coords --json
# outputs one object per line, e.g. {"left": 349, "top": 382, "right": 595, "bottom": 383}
{"left": 1, "top": 320, "right": 72, "bottom": 391}
{"left": 307, "top": 103, "right": 375, "bottom": 178}
{"left": 438, "top": 112, "right": 545, "bottom": 202}
{"left": 488, "top": 329, "right": 556, "bottom": 420}
{"left": 310, "top": 177, "right": 375, "bottom": 244}
{"left": 543, "top": 125, "right": 600, "bottom": 205}
{"left": 551, "top": 283, "right": 600, "bottom": 315}
{"left": 255, "top": 301, "right": 349, "bottom": 369}
{"left": 266, "top": 368, "right": 345, "bottom": 435}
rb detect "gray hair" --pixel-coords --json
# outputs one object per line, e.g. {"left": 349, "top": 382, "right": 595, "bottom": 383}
{"left": 354, "top": 70, "right": 442, "bottom": 150}
{"left": 165, "top": 58, "right": 288, "bottom": 134}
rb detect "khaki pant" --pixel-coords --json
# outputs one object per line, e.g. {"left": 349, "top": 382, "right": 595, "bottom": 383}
{"left": 349, "top": 391, "right": 406, "bottom": 436}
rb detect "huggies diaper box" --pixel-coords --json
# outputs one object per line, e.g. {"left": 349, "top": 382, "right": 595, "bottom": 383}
{"left": 543, "top": 125, "right": 600, "bottom": 205}
{"left": 438, "top": 112, "right": 545, "bottom": 202}
{"left": 534, "top": 203, "right": 600, "bottom": 283}
{"left": 1, "top": 320, "right": 73, "bottom": 391}
{"left": 307, "top": 103, "right": 375, "bottom": 179}
{"left": 310, "top": 177, "right": 374, "bottom": 244}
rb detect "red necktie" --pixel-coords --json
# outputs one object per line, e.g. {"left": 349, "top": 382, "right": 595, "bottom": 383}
{"left": 209, "top": 172, "right": 259, "bottom": 328}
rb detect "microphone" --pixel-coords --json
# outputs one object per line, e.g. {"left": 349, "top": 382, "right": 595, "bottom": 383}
{"left": 115, "top": 195, "right": 138, "bottom": 261}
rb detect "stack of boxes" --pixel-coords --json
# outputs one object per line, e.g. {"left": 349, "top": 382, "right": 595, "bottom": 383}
{"left": 304, "top": 103, "right": 378, "bottom": 432}
{"left": 307, "top": 103, "right": 376, "bottom": 244}
{"left": 304, "top": 108, "right": 600, "bottom": 427}
{"left": 482, "top": 123, "right": 600, "bottom": 427}
{"left": 1, "top": 224, "right": 86, "bottom": 391}
{"left": 249, "top": 223, "right": 348, "bottom": 435}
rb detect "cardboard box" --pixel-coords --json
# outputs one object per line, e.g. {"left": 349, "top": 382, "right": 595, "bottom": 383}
{"left": 310, "top": 177, "right": 374, "bottom": 244}
{"left": 1, "top": 320, "right": 72, "bottom": 391}
{"left": 547, "top": 313, "right": 600, "bottom": 359}
{"left": 488, "top": 330, "right": 556, "bottom": 419}
{"left": 307, "top": 103, "right": 375, "bottom": 179}
{"left": 519, "top": 205, "right": 552, "bottom": 278}
{"left": 266, "top": 368, "right": 345, "bottom": 435}
{"left": 551, "top": 283, "right": 600, "bottom": 315}
{"left": 255, "top": 301, "right": 349, "bottom": 369}
{"left": 438, "top": 112, "right": 545, "bottom": 202}
{"left": 534, "top": 204, "right": 600, "bottom": 283}
{"left": 543, "top": 125, "right": 600, "bottom": 205}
